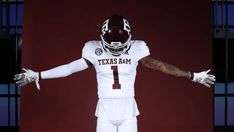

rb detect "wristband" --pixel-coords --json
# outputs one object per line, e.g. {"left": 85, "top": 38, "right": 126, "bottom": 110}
{"left": 39, "top": 72, "right": 41, "bottom": 79}
{"left": 188, "top": 71, "right": 194, "bottom": 80}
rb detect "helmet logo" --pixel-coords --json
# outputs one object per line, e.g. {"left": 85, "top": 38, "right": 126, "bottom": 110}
{"left": 101, "top": 19, "right": 109, "bottom": 35}
{"left": 102, "top": 19, "right": 130, "bottom": 35}
{"left": 123, "top": 19, "right": 131, "bottom": 35}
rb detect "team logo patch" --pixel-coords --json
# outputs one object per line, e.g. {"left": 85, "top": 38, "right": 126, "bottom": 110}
{"left": 95, "top": 48, "right": 103, "bottom": 56}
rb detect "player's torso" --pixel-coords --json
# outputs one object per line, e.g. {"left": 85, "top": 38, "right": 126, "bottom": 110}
{"left": 82, "top": 40, "right": 150, "bottom": 120}
{"left": 88, "top": 41, "right": 140, "bottom": 98}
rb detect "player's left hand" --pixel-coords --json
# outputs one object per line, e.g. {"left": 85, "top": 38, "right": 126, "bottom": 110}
{"left": 192, "top": 69, "right": 216, "bottom": 87}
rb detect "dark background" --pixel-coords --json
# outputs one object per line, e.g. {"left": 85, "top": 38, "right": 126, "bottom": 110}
{"left": 21, "top": 0, "right": 213, "bottom": 132}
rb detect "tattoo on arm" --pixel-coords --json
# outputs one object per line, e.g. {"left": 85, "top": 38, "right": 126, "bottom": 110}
{"left": 139, "top": 56, "right": 190, "bottom": 78}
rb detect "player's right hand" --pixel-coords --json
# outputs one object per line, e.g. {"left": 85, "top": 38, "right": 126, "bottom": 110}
{"left": 14, "top": 68, "right": 40, "bottom": 90}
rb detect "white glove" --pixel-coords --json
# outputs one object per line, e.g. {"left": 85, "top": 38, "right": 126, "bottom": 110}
{"left": 192, "top": 69, "right": 216, "bottom": 87}
{"left": 14, "top": 68, "right": 40, "bottom": 90}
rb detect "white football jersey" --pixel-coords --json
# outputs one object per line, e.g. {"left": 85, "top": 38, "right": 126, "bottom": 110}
{"left": 82, "top": 40, "right": 150, "bottom": 120}
{"left": 82, "top": 40, "right": 150, "bottom": 98}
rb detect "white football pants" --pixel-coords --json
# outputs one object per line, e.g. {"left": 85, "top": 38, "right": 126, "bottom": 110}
{"left": 96, "top": 117, "right": 137, "bottom": 132}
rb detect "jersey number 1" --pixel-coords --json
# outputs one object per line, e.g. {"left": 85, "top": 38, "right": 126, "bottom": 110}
{"left": 111, "top": 66, "right": 121, "bottom": 89}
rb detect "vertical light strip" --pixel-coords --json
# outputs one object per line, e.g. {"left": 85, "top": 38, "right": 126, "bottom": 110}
{"left": 227, "top": 97, "right": 234, "bottom": 125}
{"left": 214, "top": 97, "right": 225, "bottom": 125}
{"left": 7, "top": 84, "right": 10, "bottom": 126}
{"left": 216, "top": 0, "right": 219, "bottom": 32}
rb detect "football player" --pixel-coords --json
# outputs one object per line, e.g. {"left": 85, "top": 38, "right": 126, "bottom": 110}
{"left": 14, "top": 14, "right": 215, "bottom": 132}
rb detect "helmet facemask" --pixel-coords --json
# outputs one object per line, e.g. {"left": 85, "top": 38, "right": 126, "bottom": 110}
{"left": 101, "top": 15, "right": 131, "bottom": 56}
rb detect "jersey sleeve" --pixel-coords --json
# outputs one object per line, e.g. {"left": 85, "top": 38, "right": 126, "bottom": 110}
{"left": 82, "top": 41, "right": 96, "bottom": 64}
{"left": 41, "top": 58, "right": 88, "bottom": 79}
{"left": 135, "top": 41, "right": 150, "bottom": 61}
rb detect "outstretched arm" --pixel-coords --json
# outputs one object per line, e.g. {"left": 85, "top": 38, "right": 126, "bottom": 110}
{"left": 139, "top": 56, "right": 190, "bottom": 78}
{"left": 14, "top": 58, "right": 92, "bottom": 90}
{"left": 40, "top": 58, "right": 91, "bottom": 79}
{"left": 139, "top": 56, "right": 216, "bottom": 87}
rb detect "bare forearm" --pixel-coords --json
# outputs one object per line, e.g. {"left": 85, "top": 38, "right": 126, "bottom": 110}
{"left": 140, "top": 56, "right": 190, "bottom": 78}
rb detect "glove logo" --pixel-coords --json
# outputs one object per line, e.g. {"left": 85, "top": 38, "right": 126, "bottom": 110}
{"left": 95, "top": 48, "right": 103, "bottom": 56}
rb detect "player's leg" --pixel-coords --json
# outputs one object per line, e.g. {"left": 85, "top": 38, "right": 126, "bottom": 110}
{"left": 118, "top": 117, "right": 137, "bottom": 132}
{"left": 96, "top": 118, "right": 117, "bottom": 132}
